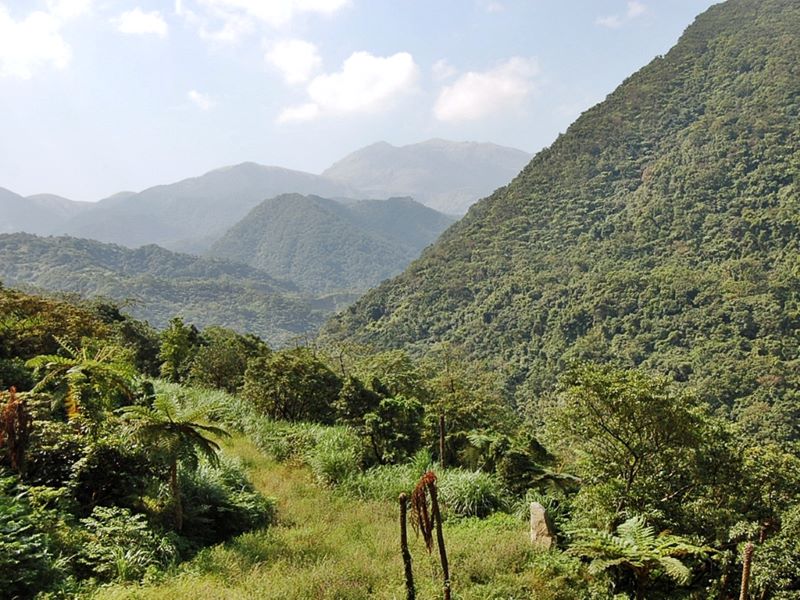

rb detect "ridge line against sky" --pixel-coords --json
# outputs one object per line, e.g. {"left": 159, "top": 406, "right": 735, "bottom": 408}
{"left": 0, "top": 0, "right": 719, "bottom": 201}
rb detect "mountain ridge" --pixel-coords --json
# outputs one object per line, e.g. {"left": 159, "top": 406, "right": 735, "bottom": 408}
{"left": 208, "top": 194, "right": 455, "bottom": 293}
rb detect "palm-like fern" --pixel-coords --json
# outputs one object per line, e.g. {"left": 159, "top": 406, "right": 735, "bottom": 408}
{"left": 569, "top": 516, "right": 712, "bottom": 599}
{"left": 121, "top": 395, "right": 230, "bottom": 530}
{"left": 26, "top": 337, "right": 137, "bottom": 420}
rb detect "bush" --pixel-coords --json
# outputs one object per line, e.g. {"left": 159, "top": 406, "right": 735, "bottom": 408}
{"left": 0, "top": 477, "right": 58, "bottom": 598}
{"left": 438, "top": 468, "right": 509, "bottom": 518}
{"left": 306, "top": 427, "right": 362, "bottom": 486}
{"left": 79, "top": 505, "right": 177, "bottom": 582}
{"left": 342, "top": 463, "right": 417, "bottom": 501}
{"left": 341, "top": 449, "right": 432, "bottom": 501}
{"left": 179, "top": 456, "right": 277, "bottom": 547}
{"left": 68, "top": 438, "right": 153, "bottom": 515}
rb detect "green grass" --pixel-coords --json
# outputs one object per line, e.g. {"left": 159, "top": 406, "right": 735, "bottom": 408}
{"left": 93, "top": 435, "right": 591, "bottom": 600}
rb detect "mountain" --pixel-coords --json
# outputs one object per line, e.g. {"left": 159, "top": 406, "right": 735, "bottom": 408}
{"left": 324, "top": 0, "right": 800, "bottom": 438}
{"left": 0, "top": 233, "right": 328, "bottom": 346}
{"left": 3, "top": 140, "right": 527, "bottom": 250}
{"left": 208, "top": 194, "right": 455, "bottom": 293}
{"left": 322, "top": 139, "right": 532, "bottom": 214}
{"left": 0, "top": 187, "right": 92, "bottom": 235}
{"left": 60, "top": 163, "right": 360, "bottom": 252}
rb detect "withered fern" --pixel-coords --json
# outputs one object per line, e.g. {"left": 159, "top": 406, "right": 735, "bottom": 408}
{"left": 410, "top": 471, "right": 451, "bottom": 600}
{"left": 0, "top": 387, "right": 31, "bottom": 472}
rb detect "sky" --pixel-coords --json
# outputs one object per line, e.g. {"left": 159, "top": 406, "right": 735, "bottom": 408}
{"left": 0, "top": 0, "right": 720, "bottom": 201}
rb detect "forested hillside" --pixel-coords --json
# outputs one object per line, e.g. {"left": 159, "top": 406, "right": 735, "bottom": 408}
{"left": 209, "top": 194, "right": 454, "bottom": 293}
{"left": 324, "top": 0, "right": 800, "bottom": 440}
{"left": 0, "top": 233, "right": 327, "bottom": 345}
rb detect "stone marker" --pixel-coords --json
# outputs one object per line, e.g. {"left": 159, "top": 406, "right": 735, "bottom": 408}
{"left": 530, "top": 502, "right": 556, "bottom": 549}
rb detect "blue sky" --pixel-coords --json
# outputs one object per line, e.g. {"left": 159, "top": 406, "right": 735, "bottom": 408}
{"left": 0, "top": 0, "right": 719, "bottom": 201}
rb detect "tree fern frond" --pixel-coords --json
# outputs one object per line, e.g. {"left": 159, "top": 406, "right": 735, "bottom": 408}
{"left": 659, "top": 556, "right": 691, "bottom": 584}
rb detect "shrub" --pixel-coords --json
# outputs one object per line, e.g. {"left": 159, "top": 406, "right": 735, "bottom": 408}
{"left": 178, "top": 456, "right": 277, "bottom": 547}
{"left": 0, "top": 477, "right": 58, "bottom": 598}
{"left": 68, "top": 437, "right": 153, "bottom": 515}
{"left": 79, "top": 505, "right": 177, "bottom": 582}
{"left": 437, "top": 468, "right": 509, "bottom": 518}
{"left": 306, "top": 427, "right": 362, "bottom": 486}
{"left": 342, "top": 463, "right": 417, "bottom": 501}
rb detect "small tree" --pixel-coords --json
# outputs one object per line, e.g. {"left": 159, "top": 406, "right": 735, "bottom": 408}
{"left": 242, "top": 348, "right": 341, "bottom": 423}
{"left": 188, "top": 327, "right": 269, "bottom": 393}
{"left": 158, "top": 318, "right": 202, "bottom": 383}
{"left": 122, "top": 395, "right": 229, "bottom": 530}
{"left": 544, "top": 363, "right": 704, "bottom": 526}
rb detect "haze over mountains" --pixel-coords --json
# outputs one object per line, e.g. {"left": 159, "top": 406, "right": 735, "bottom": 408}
{"left": 322, "top": 139, "right": 532, "bottom": 215}
{"left": 1, "top": 139, "right": 526, "bottom": 253}
{"left": 1, "top": 140, "right": 514, "bottom": 339}
{"left": 325, "top": 0, "right": 800, "bottom": 436}
{"left": 0, "top": 187, "right": 91, "bottom": 235}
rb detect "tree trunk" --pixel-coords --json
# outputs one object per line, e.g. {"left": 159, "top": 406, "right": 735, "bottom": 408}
{"left": 740, "top": 542, "right": 754, "bottom": 600}
{"left": 439, "top": 413, "right": 446, "bottom": 469}
{"left": 427, "top": 479, "right": 450, "bottom": 600}
{"left": 399, "top": 493, "right": 415, "bottom": 600}
{"left": 170, "top": 460, "right": 183, "bottom": 531}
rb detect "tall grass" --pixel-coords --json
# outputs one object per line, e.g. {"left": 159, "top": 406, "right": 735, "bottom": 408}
{"left": 94, "top": 435, "right": 597, "bottom": 600}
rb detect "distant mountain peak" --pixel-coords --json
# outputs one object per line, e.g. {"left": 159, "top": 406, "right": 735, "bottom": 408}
{"left": 322, "top": 138, "right": 531, "bottom": 214}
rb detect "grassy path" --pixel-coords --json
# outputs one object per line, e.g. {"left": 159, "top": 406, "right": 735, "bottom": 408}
{"left": 96, "top": 436, "right": 557, "bottom": 600}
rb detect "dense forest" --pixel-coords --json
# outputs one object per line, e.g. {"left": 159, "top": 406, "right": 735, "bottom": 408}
{"left": 2, "top": 279, "right": 799, "bottom": 598}
{"left": 324, "top": 0, "right": 800, "bottom": 443}
{"left": 209, "top": 195, "right": 454, "bottom": 293}
{"left": 0, "top": 233, "right": 329, "bottom": 346}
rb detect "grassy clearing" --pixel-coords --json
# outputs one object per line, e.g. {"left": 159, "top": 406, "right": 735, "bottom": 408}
{"left": 94, "top": 435, "right": 587, "bottom": 600}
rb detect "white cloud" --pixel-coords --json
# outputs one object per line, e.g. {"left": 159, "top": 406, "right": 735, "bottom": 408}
{"left": 47, "top": 0, "right": 92, "bottom": 20}
{"left": 626, "top": 1, "right": 646, "bottom": 18}
{"left": 203, "top": 0, "right": 350, "bottom": 27}
{"left": 596, "top": 15, "right": 622, "bottom": 28}
{"left": 432, "top": 58, "right": 457, "bottom": 81}
{"left": 434, "top": 57, "right": 539, "bottom": 122}
{"left": 179, "top": 0, "right": 350, "bottom": 42}
{"left": 188, "top": 89, "right": 215, "bottom": 110}
{"left": 114, "top": 8, "right": 168, "bottom": 37}
{"left": 0, "top": 5, "right": 76, "bottom": 79}
{"left": 266, "top": 39, "right": 321, "bottom": 85}
{"left": 279, "top": 51, "right": 419, "bottom": 123}
{"left": 596, "top": 1, "right": 646, "bottom": 28}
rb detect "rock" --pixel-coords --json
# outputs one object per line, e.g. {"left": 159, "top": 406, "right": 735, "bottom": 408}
{"left": 530, "top": 502, "right": 556, "bottom": 549}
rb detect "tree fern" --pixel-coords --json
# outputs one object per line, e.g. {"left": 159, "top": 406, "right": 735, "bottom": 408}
{"left": 26, "top": 337, "right": 136, "bottom": 421}
{"left": 569, "top": 515, "right": 712, "bottom": 598}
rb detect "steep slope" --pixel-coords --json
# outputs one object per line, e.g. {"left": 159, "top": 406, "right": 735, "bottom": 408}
{"left": 209, "top": 194, "right": 455, "bottom": 293}
{"left": 0, "top": 233, "right": 326, "bottom": 345}
{"left": 60, "top": 163, "right": 359, "bottom": 251}
{"left": 322, "top": 139, "right": 531, "bottom": 214}
{"left": 325, "top": 0, "right": 800, "bottom": 437}
{"left": 0, "top": 187, "right": 92, "bottom": 235}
